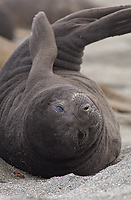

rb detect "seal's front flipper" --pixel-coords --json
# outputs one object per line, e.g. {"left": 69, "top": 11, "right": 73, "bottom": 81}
{"left": 26, "top": 12, "right": 57, "bottom": 90}
{"left": 52, "top": 6, "right": 131, "bottom": 71}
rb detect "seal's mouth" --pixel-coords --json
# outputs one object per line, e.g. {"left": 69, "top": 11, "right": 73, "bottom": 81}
{"left": 77, "top": 129, "right": 87, "bottom": 147}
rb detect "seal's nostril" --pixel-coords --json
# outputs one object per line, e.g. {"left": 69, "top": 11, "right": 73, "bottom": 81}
{"left": 82, "top": 104, "right": 90, "bottom": 111}
{"left": 83, "top": 106, "right": 90, "bottom": 111}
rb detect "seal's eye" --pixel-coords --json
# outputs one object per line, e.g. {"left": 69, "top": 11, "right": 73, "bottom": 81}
{"left": 55, "top": 104, "right": 66, "bottom": 115}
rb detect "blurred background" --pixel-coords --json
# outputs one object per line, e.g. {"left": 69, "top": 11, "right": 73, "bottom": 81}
{"left": 82, "top": 0, "right": 131, "bottom": 148}
{"left": 0, "top": 0, "right": 131, "bottom": 148}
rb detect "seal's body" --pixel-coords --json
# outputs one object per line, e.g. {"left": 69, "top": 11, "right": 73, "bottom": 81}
{"left": 0, "top": 6, "right": 131, "bottom": 178}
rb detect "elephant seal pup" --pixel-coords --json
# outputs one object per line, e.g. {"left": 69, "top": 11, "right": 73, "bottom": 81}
{"left": 0, "top": 6, "right": 131, "bottom": 178}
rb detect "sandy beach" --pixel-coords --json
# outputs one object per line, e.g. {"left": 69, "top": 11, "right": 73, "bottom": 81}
{"left": 0, "top": 148, "right": 131, "bottom": 199}
{"left": 0, "top": 0, "right": 131, "bottom": 199}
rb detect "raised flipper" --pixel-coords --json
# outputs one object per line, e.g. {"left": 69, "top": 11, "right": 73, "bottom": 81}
{"left": 26, "top": 12, "right": 57, "bottom": 90}
{"left": 52, "top": 5, "right": 131, "bottom": 71}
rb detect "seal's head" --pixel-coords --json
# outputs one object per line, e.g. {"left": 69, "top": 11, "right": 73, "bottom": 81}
{"left": 24, "top": 85, "right": 103, "bottom": 177}
{"left": 25, "top": 86, "right": 102, "bottom": 152}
